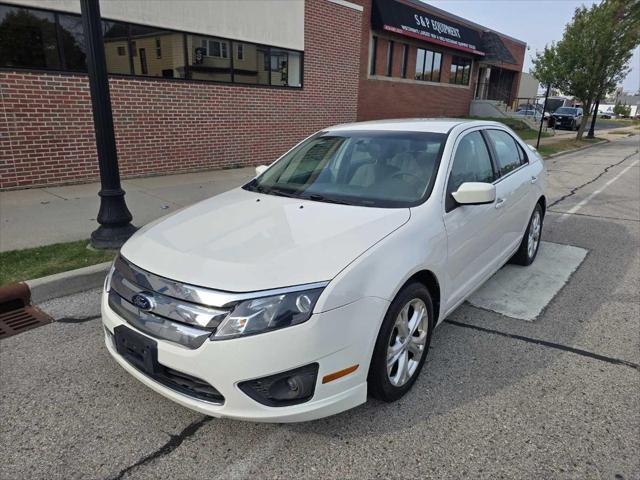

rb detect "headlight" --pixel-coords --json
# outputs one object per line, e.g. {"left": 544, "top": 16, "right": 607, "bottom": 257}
{"left": 213, "top": 287, "right": 324, "bottom": 339}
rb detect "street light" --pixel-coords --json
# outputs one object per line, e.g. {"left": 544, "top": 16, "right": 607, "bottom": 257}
{"left": 80, "top": 0, "right": 136, "bottom": 249}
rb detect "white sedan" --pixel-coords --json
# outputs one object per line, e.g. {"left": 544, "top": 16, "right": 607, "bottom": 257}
{"left": 102, "top": 119, "right": 546, "bottom": 422}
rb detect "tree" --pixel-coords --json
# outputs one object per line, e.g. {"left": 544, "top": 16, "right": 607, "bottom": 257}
{"left": 532, "top": 0, "right": 640, "bottom": 139}
{"left": 613, "top": 102, "right": 632, "bottom": 117}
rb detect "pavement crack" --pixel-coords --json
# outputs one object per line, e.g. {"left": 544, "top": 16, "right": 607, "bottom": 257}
{"left": 547, "top": 149, "right": 639, "bottom": 209}
{"left": 444, "top": 320, "right": 640, "bottom": 371}
{"left": 108, "top": 416, "right": 212, "bottom": 480}
{"left": 55, "top": 315, "right": 100, "bottom": 324}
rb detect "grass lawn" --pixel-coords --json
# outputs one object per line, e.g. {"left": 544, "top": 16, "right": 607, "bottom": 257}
{"left": 467, "top": 116, "right": 550, "bottom": 141}
{"left": 536, "top": 137, "right": 604, "bottom": 158}
{"left": 0, "top": 240, "right": 117, "bottom": 287}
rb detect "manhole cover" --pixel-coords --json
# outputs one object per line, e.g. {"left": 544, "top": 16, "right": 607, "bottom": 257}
{"left": 0, "top": 283, "right": 52, "bottom": 340}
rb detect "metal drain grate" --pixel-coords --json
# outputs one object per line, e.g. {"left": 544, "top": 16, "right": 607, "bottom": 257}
{"left": 0, "top": 283, "right": 52, "bottom": 340}
{"left": 0, "top": 306, "right": 52, "bottom": 339}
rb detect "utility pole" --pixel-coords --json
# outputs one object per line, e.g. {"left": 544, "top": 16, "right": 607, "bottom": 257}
{"left": 536, "top": 83, "right": 551, "bottom": 149}
{"left": 81, "top": 0, "right": 136, "bottom": 249}
{"left": 587, "top": 98, "right": 600, "bottom": 139}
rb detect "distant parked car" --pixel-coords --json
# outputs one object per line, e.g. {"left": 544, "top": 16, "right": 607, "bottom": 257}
{"left": 551, "top": 107, "right": 583, "bottom": 130}
{"left": 600, "top": 112, "right": 618, "bottom": 119}
{"left": 515, "top": 109, "right": 548, "bottom": 120}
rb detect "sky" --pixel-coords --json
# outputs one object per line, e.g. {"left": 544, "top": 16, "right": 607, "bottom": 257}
{"left": 425, "top": 0, "right": 640, "bottom": 94}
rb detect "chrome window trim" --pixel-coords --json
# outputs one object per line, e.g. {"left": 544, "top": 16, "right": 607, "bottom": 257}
{"left": 115, "top": 255, "right": 329, "bottom": 308}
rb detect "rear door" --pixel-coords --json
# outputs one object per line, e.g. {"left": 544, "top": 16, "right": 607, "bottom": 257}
{"left": 442, "top": 129, "right": 502, "bottom": 308}
{"left": 484, "top": 129, "right": 535, "bottom": 258}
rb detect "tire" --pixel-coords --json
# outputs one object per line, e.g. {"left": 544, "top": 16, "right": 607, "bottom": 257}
{"left": 368, "top": 282, "right": 434, "bottom": 402}
{"left": 511, "top": 203, "right": 543, "bottom": 266}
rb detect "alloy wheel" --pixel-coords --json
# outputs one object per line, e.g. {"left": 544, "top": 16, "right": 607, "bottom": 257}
{"left": 386, "top": 298, "right": 428, "bottom": 387}
{"left": 527, "top": 210, "right": 541, "bottom": 259}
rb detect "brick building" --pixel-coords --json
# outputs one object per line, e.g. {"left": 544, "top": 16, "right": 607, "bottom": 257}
{"left": 0, "top": 0, "right": 525, "bottom": 189}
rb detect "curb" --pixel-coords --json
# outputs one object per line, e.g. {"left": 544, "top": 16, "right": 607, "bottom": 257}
{"left": 25, "top": 261, "right": 112, "bottom": 304}
{"left": 543, "top": 139, "right": 609, "bottom": 160}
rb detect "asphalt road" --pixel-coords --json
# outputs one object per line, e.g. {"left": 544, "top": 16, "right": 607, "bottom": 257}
{"left": 1, "top": 136, "right": 639, "bottom": 480}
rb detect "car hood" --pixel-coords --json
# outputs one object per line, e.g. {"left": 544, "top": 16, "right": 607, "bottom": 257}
{"left": 121, "top": 188, "right": 410, "bottom": 292}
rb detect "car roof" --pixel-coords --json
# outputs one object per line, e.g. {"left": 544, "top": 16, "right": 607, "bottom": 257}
{"left": 324, "top": 118, "right": 506, "bottom": 134}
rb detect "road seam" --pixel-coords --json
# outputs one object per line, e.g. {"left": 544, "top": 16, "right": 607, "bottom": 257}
{"left": 547, "top": 149, "right": 639, "bottom": 210}
{"left": 444, "top": 319, "right": 640, "bottom": 371}
{"left": 555, "top": 159, "right": 639, "bottom": 223}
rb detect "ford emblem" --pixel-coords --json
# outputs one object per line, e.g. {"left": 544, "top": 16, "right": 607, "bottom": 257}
{"left": 131, "top": 293, "right": 154, "bottom": 311}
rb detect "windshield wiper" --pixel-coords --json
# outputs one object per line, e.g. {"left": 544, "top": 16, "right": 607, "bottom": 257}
{"left": 258, "top": 186, "right": 301, "bottom": 198}
{"left": 306, "top": 194, "right": 351, "bottom": 205}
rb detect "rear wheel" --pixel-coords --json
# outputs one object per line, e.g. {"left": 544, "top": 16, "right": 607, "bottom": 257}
{"left": 511, "top": 203, "right": 543, "bottom": 266}
{"left": 368, "top": 282, "right": 434, "bottom": 402}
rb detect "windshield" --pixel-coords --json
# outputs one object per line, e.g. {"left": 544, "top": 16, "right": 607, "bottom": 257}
{"left": 555, "top": 107, "right": 577, "bottom": 115}
{"left": 243, "top": 130, "right": 447, "bottom": 207}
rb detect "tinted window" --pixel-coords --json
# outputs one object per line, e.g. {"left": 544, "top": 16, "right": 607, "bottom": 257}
{"left": 447, "top": 131, "right": 494, "bottom": 196}
{"left": 244, "top": 131, "right": 446, "bottom": 208}
{"left": 449, "top": 56, "right": 472, "bottom": 85}
{"left": 0, "top": 5, "right": 59, "bottom": 69}
{"left": 130, "top": 25, "right": 185, "bottom": 78}
{"left": 58, "top": 13, "right": 86, "bottom": 71}
{"left": 270, "top": 48, "right": 302, "bottom": 87}
{"left": 103, "top": 20, "right": 132, "bottom": 74}
{"left": 555, "top": 107, "right": 577, "bottom": 115}
{"left": 486, "top": 130, "right": 522, "bottom": 175}
{"left": 415, "top": 48, "right": 441, "bottom": 82}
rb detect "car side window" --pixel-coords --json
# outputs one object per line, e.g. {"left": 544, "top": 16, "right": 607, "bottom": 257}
{"left": 485, "top": 130, "right": 522, "bottom": 175}
{"left": 446, "top": 131, "right": 494, "bottom": 211}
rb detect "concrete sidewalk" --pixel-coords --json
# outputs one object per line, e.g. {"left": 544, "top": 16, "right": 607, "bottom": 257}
{"left": 0, "top": 167, "right": 255, "bottom": 252}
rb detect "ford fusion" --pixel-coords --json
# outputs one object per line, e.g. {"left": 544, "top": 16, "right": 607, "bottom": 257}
{"left": 102, "top": 119, "right": 546, "bottom": 422}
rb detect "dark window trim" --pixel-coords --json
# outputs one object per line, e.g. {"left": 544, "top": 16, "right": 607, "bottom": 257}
{"left": 449, "top": 55, "right": 472, "bottom": 85}
{"left": 0, "top": 1, "right": 303, "bottom": 89}
{"left": 386, "top": 40, "right": 393, "bottom": 76}
{"left": 483, "top": 128, "right": 528, "bottom": 181}
{"left": 445, "top": 128, "right": 497, "bottom": 212}
{"left": 370, "top": 36, "right": 377, "bottom": 75}
{"left": 400, "top": 44, "right": 408, "bottom": 78}
{"left": 415, "top": 47, "right": 442, "bottom": 83}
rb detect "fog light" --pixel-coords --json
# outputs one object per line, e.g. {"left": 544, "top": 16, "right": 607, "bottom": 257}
{"left": 238, "top": 363, "right": 319, "bottom": 407}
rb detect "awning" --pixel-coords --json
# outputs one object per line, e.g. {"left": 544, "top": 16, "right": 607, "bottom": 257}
{"left": 372, "top": 0, "right": 484, "bottom": 56}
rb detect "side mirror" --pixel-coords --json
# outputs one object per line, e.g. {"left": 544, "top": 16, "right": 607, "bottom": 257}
{"left": 526, "top": 144, "right": 537, "bottom": 152}
{"left": 255, "top": 165, "right": 268, "bottom": 176}
{"left": 451, "top": 182, "right": 496, "bottom": 205}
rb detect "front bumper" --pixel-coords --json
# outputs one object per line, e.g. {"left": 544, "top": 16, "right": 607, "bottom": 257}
{"left": 101, "top": 292, "right": 389, "bottom": 422}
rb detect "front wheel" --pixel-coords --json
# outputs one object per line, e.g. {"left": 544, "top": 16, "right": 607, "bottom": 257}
{"left": 511, "top": 203, "right": 543, "bottom": 266}
{"left": 368, "top": 282, "right": 434, "bottom": 402}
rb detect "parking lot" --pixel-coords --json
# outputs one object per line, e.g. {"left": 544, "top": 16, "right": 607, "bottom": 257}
{"left": 1, "top": 136, "right": 638, "bottom": 479}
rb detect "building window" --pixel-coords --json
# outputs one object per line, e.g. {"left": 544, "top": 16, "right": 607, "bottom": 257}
{"left": 103, "top": 20, "right": 131, "bottom": 74}
{"left": 57, "top": 13, "right": 87, "bottom": 71}
{"left": 0, "top": 2, "right": 302, "bottom": 88}
{"left": 370, "top": 36, "right": 377, "bottom": 75}
{"left": 401, "top": 44, "right": 408, "bottom": 78}
{"left": 449, "top": 56, "right": 472, "bottom": 85}
{"left": 202, "top": 39, "right": 228, "bottom": 58}
{"left": 386, "top": 40, "right": 394, "bottom": 76}
{"left": 415, "top": 48, "right": 441, "bottom": 82}
{"left": 0, "top": 5, "right": 59, "bottom": 69}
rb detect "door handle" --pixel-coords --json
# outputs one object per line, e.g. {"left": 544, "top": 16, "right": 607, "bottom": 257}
{"left": 531, "top": 175, "right": 538, "bottom": 184}
{"left": 495, "top": 198, "right": 506, "bottom": 209}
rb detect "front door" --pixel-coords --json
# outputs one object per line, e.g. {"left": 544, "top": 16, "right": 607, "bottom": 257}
{"left": 442, "top": 129, "right": 503, "bottom": 309}
{"left": 484, "top": 129, "right": 534, "bottom": 256}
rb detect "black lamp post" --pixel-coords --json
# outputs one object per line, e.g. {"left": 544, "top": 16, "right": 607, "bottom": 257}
{"left": 536, "top": 83, "right": 551, "bottom": 149}
{"left": 587, "top": 98, "right": 600, "bottom": 139}
{"left": 80, "top": 0, "right": 136, "bottom": 249}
